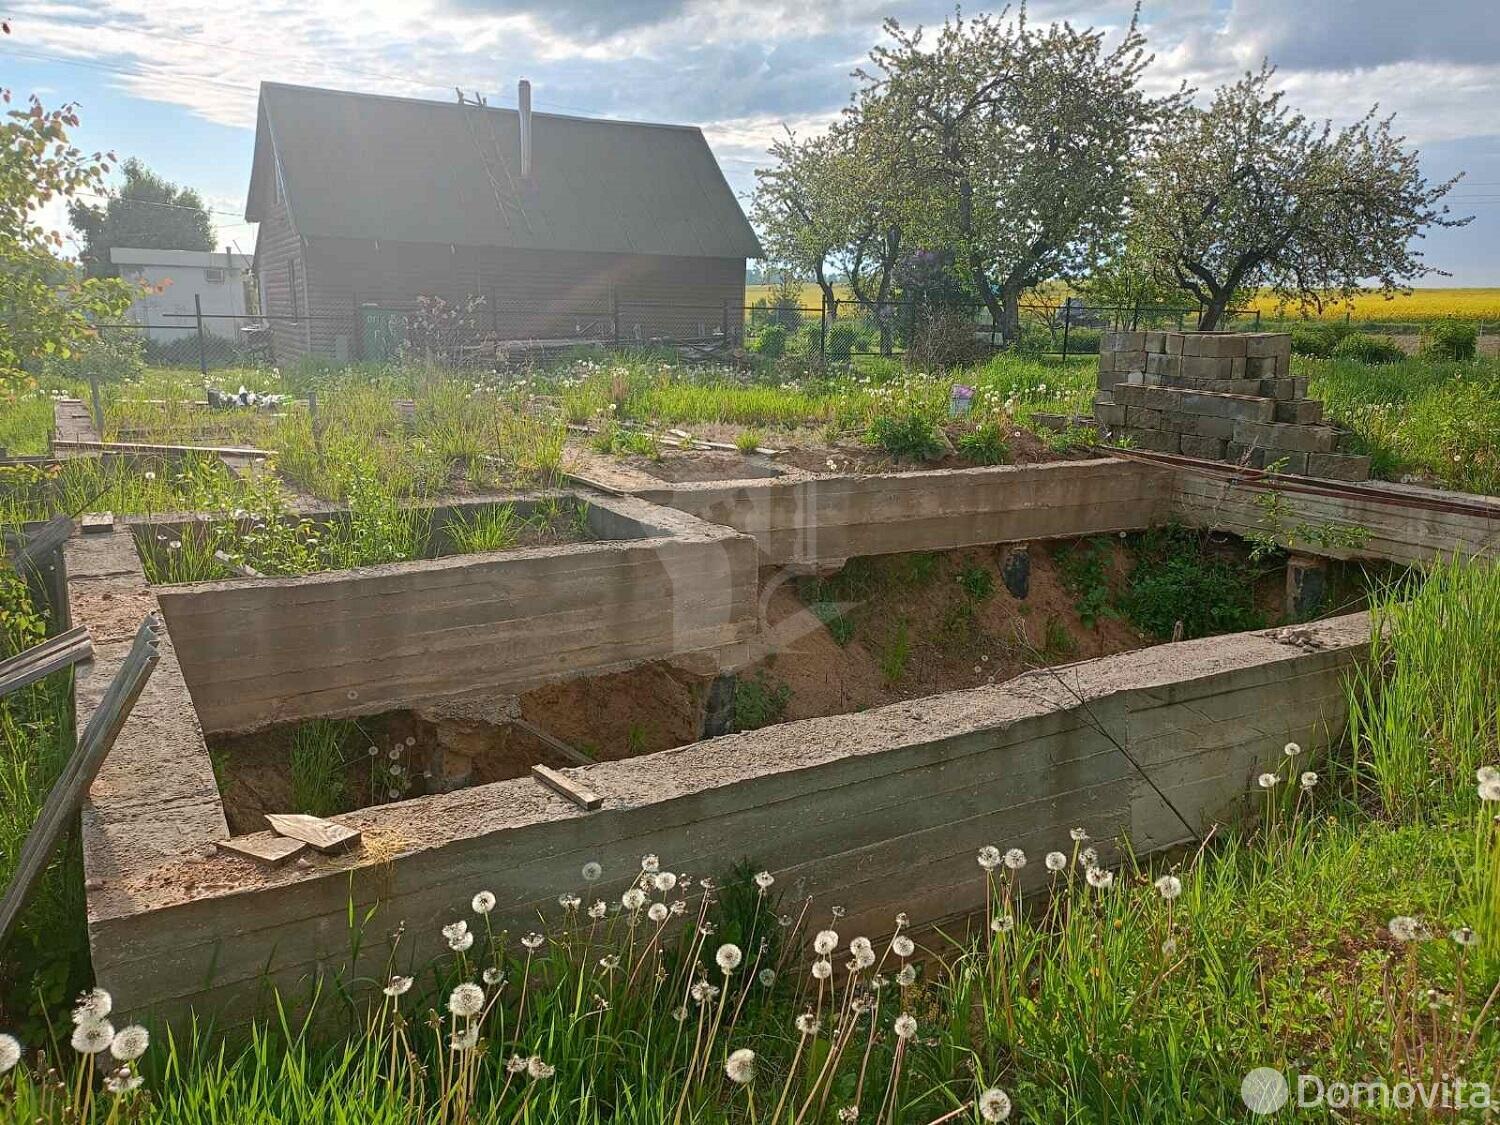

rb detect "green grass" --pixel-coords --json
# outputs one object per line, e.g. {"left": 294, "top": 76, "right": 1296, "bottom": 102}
{"left": 290, "top": 719, "right": 354, "bottom": 817}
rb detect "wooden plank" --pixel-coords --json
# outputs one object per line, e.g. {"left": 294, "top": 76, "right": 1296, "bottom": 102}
{"left": 511, "top": 717, "right": 595, "bottom": 765}
{"left": 8, "top": 515, "right": 74, "bottom": 573}
{"left": 530, "top": 764, "right": 603, "bottom": 810}
{"left": 81, "top": 512, "right": 116, "bottom": 535}
{"left": 264, "top": 813, "right": 361, "bottom": 854}
{"left": 0, "top": 626, "right": 92, "bottom": 698}
{"left": 218, "top": 835, "right": 308, "bottom": 867}
{"left": 50, "top": 439, "right": 276, "bottom": 458}
{"left": 0, "top": 614, "right": 161, "bottom": 946}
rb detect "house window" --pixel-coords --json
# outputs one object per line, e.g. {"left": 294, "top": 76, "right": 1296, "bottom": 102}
{"left": 204, "top": 268, "right": 226, "bottom": 284}
{"left": 286, "top": 260, "right": 300, "bottom": 320}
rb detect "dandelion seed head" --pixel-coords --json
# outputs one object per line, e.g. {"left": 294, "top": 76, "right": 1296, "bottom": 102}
{"left": 622, "top": 887, "right": 647, "bottom": 911}
{"left": 450, "top": 1025, "right": 479, "bottom": 1051}
{"left": 558, "top": 892, "right": 581, "bottom": 910}
{"left": 1300, "top": 771, "right": 1319, "bottom": 790}
{"left": 73, "top": 988, "right": 112, "bottom": 1025}
{"left": 1451, "top": 926, "right": 1477, "bottom": 947}
{"left": 690, "top": 981, "right": 719, "bottom": 1004}
{"left": 648, "top": 902, "right": 669, "bottom": 923}
{"left": 1070, "top": 827, "right": 1089, "bottom": 842}
{"left": 754, "top": 870, "right": 775, "bottom": 890}
{"left": 471, "top": 891, "right": 496, "bottom": 915}
{"left": 1257, "top": 772, "right": 1279, "bottom": 789}
{"left": 671, "top": 1005, "right": 688, "bottom": 1022}
{"left": 581, "top": 861, "right": 603, "bottom": 882}
{"left": 849, "top": 937, "right": 875, "bottom": 968}
{"left": 1480, "top": 778, "right": 1500, "bottom": 803}
{"left": 716, "top": 943, "right": 743, "bottom": 973}
{"left": 1154, "top": 875, "right": 1183, "bottom": 900}
{"left": 1002, "top": 847, "right": 1026, "bottom": 870}
{"left": 891, "top": 935, "right": 915, "bottom": 958}
{"left": 0, "top": 1034, "right": 20, "bottom": 1074}
{"left": 1478, "top": 766, "right": 1499, "bottom": 785}
{"left": 640, "top": 853, "right": 660, "bottom": 873}
{"left": 759, "top": 968, "right": 777, "bottom": 987}
{"left": 978, "top": 1087, "right": 1013, "bottom": 1121}
{"left": 448, "top": 983, "right": 485, "bottom": 1017}
{"left": 893, "top": 1013, "right": 917, "bottom": 1040}
{"left": 653, "top": 871, "right": 677, "bottom": 893}
{"left": 71, "top": 1020, "right": 114, "bottom": 1054}
{"left": 1284, "top": 742, "right": 1300, "bottom": 757}
{"left": 527, "top": 1056, "right": 555, "bottom": 1079}
{"left": 897, "top": 964, "right": 917, "bottom": 986}
{"left": 796, "top": 1012, "right": 821, "bottom": 1035}
{"left": 588, "top": 900, "right": 607, "bottom": 919}
{"left": 521, "top": 932, "right": 545, "bottom": 950}
{"left": 725, "top": 1047, "right": 756, "bottom": 1084}
{"left": 991, "top": 914, "right": 1014, "bottom": 934}
{"left": 1078, "top": 847, "right": 1098, "bottom": 868}
{"left": 383, "top": 975, "right": 413, "bottom": 997}
{"left": 1085, "top": 867, "right": 1114, "bottom": 891}
{"left": 814, "top": 929, "right": 840, "bottom": 955}
{"left": 977, "top": 845, "right": 1002, "bottom": 870}
{"left": 109, "top": 1025, "right": 149, "bottom": 1062}
{"left": 104, "top": 1065, "right": 143, "bottom": 1095}
{"left": 1045, "top": 851, "right": 1067, "bottom": 872}
{"left": 812, "top": 958, "right": 833, "bottom": 980}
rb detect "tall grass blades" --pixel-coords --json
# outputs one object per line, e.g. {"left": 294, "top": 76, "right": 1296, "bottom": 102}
{"left": 289, "top": 719, "right": 354, "bottom": 817}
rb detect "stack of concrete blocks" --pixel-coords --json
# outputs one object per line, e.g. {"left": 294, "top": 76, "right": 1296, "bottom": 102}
{"left": 1093, "top": 331, "right": 1371, "bottom": 481}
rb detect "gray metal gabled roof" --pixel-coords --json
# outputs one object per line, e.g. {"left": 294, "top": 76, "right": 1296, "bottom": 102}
{"left": 246, "top": 82, "right": 762, "bottom": 260}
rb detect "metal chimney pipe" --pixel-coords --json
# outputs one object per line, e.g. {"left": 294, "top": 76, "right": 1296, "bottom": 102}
{"left": 518, "top": 78, "right": 532, "bottom": 180}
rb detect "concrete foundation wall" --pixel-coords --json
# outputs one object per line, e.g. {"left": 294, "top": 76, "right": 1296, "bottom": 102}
{"left": 621, "top": 459, "right": 1174, "bottom": 567}
{"left": 1171, "top": 470, "right": 1500, "bottom": 565}
{"left": 152, "top": 493, "right": 758, "bottom": 732}
{"left": 87, "top": 613, "right": 1367, "bottom": 1030}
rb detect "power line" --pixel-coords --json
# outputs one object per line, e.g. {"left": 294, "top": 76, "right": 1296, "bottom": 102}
{"left": 69, "top": 189, "right": 251, "bottom": 222}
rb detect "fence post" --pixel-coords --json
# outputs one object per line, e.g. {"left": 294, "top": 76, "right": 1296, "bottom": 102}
{"left": 721, "top": 299, "right": 730, "bottom": 342}
{"left": 819, "top": 299, "right": 828, "bottom": 363}
{"left": 1060, "top": 303, "right": 1072, "bottom": 362}
{"left": 611, "top": 288, "right": 620, "bottom": 346}
{"left": 194, "top": 294, "right": 208, "bottom": 375}
{"left": 87, "top": 375, "right": 104, "bottom": 438}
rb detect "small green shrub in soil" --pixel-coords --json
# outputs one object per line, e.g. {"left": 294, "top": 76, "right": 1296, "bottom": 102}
{"left": 1331, "top": 333, "right": 1405, "bottom": 364}
{"left": 1120, "top": 525, "right": 1263, "bottom": 639}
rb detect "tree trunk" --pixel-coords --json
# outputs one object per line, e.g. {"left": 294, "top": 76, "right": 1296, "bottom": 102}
{"left": 1197, "top": 295, "right": 1230, "bottom": 332}
{"left": 999, "top": 284, "right": 1023, "bottom": 347}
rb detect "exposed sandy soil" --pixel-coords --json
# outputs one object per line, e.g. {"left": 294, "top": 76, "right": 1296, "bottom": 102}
{"left": 519, "top": 662, "right": 709, "bottom": 759}
{"left": 747, "top": 541, "right": 1154, "bottom": 722}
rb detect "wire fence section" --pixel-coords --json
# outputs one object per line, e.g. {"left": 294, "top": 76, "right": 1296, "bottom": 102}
{"left": 92, "top": 295, "right": 1275, "bottom": 371}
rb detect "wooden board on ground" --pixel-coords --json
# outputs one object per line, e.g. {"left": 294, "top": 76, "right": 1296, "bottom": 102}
{"left": 50, "top": 438, "right": 276, "bottom": 458}
{"left": 218, "top": 834, "right": 307, "bottom": 867}
{"left": 81, "top": 512, "right": 115, "bottom": 535}
{"left": 510, "top": 717, "right": 594, "bottom": 765}
{"left": 0, "top": 614, "right": 162, "bottom": 946}
{"left": 264, "top": 813, "right": 361, "bottom": 854}
{"left": 531, "top": 763, "right": 603, "bottom": 810}
{"left": 0, "top": 626, "right": 92, "bottom": 698}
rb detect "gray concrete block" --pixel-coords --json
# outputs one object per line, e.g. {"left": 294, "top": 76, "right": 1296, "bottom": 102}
{"left": 1179, "top": 435, "right": 1228, "bottom": 460}
{"left": 1225, "top": 442, "right": 1266, "bottom": 469}
{"left": 1143, "top": 330, "right": 1166, "bottom": 353}
{"left": 1263, "top": 450, "right": 1309, "bottom": 474}
{"left": 1094, "top": 402, "right": 1125, "bottom": 427}
{"left": 1232, "top": 421, "right": 1338, "bottom": 453}
{"left": 1102, "top": 330, "right": 1145, "bottom": 352}
{"left": 1304, "top": 452, "right": 1372, "bottom": 481}
{"left": 1244, "top": 333, "right": 1292, "bottom": 360}
{"left": 1164, "top": 332, "right": 1185, "bottom": 355}
{"left": 1274, "top": 399, "right": 1323, "bottom": 425}
{"left": 1180, "top": 354, "right": 1233, "bottom": 380}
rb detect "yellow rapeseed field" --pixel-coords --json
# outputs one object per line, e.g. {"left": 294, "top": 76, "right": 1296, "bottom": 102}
{"left": 748, "top": 282, "right": 1500, "bottom": 322}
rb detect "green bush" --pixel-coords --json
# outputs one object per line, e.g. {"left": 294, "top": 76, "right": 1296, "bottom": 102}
{"left": 955, "top": 421, "right": 1011, "bottom": 466}
{"left": 1119, "top": 526, "right": 1263, "bottom": 639}
{"left": 826, "top": 321, "right": 860, "bottom": 361}
{"left": 733, "top": 671, "right": 791, "bottom": 731}
{"left": 751, "top": 324, "right": 786, "bottom": 358}
{"left": 868, "top": 409, "right": 943, "bottom": 461}
{"left": 1420, "top": 318, "right": 1478, "bottom": 361}
{"left": 1289, "top": 322, "right": 1351, "bottom": 357}
{"left": 1331, "top": 333, "right": 1405, "bottom": 364}
{"left": 144, "top": 332, "right": 247, "bottom": 370}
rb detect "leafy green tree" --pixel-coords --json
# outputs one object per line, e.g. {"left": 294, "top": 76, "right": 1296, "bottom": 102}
{"left": 68, "top": 158, "right": 215, "bottom": 277}
{"left": 855, "top": 8, "right": 1178, "bottom": 343}
{"left": 1139, "top": 66, "right": 1468, "bottom": 330}
{"left": 0, "top": 82, "right": 136, "bottom": 386}
{"left": 750, "top": 130, "right": 847, "bottom": 316}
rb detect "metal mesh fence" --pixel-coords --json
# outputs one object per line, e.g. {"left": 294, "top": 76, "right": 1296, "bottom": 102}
{"left": 85, "top": 296, "right": 1278, "bottom": 371}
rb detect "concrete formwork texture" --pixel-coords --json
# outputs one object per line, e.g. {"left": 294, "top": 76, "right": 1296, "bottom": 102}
{"left": 56, "top": 455, "right": 1500, "bottom": 1028}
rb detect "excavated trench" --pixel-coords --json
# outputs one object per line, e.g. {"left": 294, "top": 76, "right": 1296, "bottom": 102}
{"left": 206, "top": 531, "right": 1381, "bottom": 834}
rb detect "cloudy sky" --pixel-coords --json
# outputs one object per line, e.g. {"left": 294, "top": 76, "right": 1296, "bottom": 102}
{"left": 5, "top": 0, "right": 1498, "bottom": 283}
